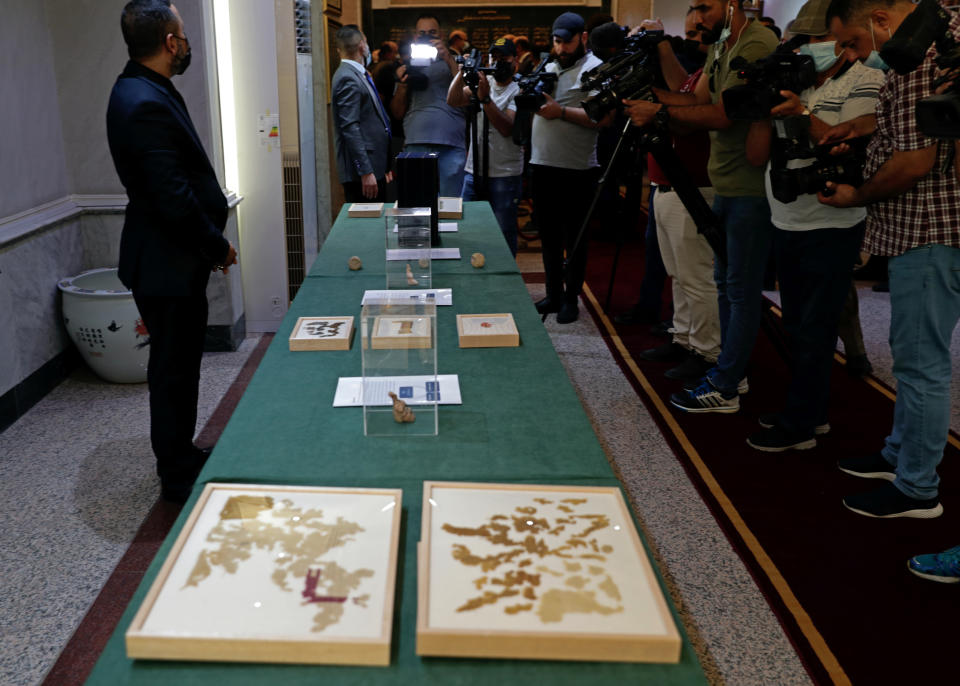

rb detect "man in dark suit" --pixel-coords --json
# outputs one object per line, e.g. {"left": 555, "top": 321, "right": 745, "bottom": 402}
{"left": 107, "top": 0, "right": 236, "bottom": 503}
{"left": 331, "top": 25, "right": 393, "bottom": 202}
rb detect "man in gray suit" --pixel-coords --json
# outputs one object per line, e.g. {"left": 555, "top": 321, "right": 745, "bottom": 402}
{"left": 331, "top": 25, "right": 392, "bottom": 202}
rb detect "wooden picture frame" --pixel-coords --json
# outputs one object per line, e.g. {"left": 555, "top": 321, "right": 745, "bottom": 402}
{"left": 323, "top": 0, "right": 342, "bottom": 18}
{"left": 417, "top": 481, "right": 681, "bottom": 663}
{"left": 370, "top": 315, "right": 432, "bottom": 349}
{"left": 456, "top": 313, "right": 519, "bottom": 348}
{"left": 126, "top": 483, "right": 403, "bottom": 666}
{"left": 289, "top": 316, "right": 354, "bottom": 351}
{"left": 348, "top": 202, "right": 384, "bottom": 218}
{"left": 437, "top": 196, "right": 463, "bottom": 219}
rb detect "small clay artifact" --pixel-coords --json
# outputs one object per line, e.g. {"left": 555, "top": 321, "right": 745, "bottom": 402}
{"left": 405, "top": 263, "right": 419, "bottom": 285}
{"left": 419, "top": 256, "right": 430, "bottom": 269}
{"left": 470, "top": 252, "right": 485, "bottom": 268}
{"left": 388, "top": 391, "right": 416, "bottom": 423}
{"left": 348, "top": 256, "right": 362, "bottom": 270}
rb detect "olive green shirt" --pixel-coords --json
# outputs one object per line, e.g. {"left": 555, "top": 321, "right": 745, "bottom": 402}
{"left": 704, "top": 20, "right": 779, "bottom": 197}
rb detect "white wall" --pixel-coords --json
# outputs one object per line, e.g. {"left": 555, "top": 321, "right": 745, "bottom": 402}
{"left": 0, "top": 2, "right": 70, "bottom": 218}
{"left": 224, "top": 0, "right": 289, "bottom": 332}
{"left": 762, "top": 0, "right": 809, "bottom": 32}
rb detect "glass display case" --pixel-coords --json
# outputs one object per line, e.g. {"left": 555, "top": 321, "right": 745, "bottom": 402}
{"left": 360, "top": 296, "right": 438, "bottom": 436}
{"left": 385, "top": 207, "right": 432, "bottom": 291}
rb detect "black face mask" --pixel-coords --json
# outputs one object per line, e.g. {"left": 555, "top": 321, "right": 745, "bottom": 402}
{"left": 173, "top": 42, "right": 192, "bottom": 75}
{"left": 493, "top": 60, "right": 514, "bottom": 83}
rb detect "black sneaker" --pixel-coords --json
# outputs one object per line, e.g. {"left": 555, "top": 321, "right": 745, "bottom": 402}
{"left": 837, "top": 452, "right": 896, "bottom": 481}
{"left": 665, "top": 352, "right": 713, "bottom": 381}
{"left": 556, "top": 300, "right": 579, "bottom": 324}
{"left": 758, "top": 413, "right": 830, "bottom": 436}
{"left": 535, "top": 296, "right": 562, "bottom": 314}
{"left": 843, "top": 481, "right": 943, "bottom": 519}
{"left": 640, "top": 341, "right": 688, "bottom": 363}
{"left": 746, "top": 426, "right": 816, "bottom": 452}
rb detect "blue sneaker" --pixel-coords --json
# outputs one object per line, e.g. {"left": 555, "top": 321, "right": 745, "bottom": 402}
{"left": 671, "top": 378, "right": 739, "bottom": 414}
{"left": 908, "top": 545, "right": 960, "bottom": 583}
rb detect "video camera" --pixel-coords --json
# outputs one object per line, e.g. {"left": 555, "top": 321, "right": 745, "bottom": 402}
{"left": 403, "top": 37, "right": 439, "bottom": 91}
{"left": 878, "top": 0, "right": 960, "bottom": 139}
{"left": 456, "top": 49, "right": 496, "bottom": 92}
{"left": 579, "top": 29, "right": 666, "bottom": 122}
{"left": 511, "top": 54, "right": 557, "bottom": 146}
{"left": 768, "top": 116, "right": 869, "bottom": 204}
{"left": 722, "top": 49, "right": 817, "bottom": 121}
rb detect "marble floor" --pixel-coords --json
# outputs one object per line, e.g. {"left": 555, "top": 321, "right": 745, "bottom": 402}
{"left": 0, "top": 336, "right": 262, "bottom": 686}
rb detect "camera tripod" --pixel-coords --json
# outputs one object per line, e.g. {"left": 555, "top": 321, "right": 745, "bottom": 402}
{"left": 465, "top": 93, "right": 491, "bottom": 200}
{"left": 561, "top": 118, "right": 726, "bottom": 316}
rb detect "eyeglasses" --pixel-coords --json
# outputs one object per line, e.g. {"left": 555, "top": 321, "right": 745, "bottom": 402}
{"left": 417, "top": 29, "right": 439, "bottom": 37}
{"left": 171, "top": 34, "right": 189, "bottom": 45}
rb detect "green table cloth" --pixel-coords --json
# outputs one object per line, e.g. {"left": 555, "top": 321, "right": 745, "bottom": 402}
{"left": 86, "top": 203, "right": 706, "bottom": 685}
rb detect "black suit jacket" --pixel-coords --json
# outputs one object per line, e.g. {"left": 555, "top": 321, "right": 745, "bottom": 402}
{"left": 107, "top": 61, "right": 229, "bottom": 297}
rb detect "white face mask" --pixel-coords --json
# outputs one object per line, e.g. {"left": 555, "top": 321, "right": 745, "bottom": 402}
{"left": 863, "top": 20, "right": 889, "bottom": 71}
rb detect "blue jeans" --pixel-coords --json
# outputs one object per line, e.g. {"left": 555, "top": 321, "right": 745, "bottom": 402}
{"left": 403, "top": 144, "right": 466, "bottom": 197}
{"left": 706, "top": 195, "right": 774, "bottom": 394}
{"left": 882, "top": 244, "right": 960, "bottom": 499}
{"left": 462, "top": 172, "right": 521, "bottom": 256}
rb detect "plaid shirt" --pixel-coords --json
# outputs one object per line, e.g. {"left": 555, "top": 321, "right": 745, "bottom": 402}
{"left": 862, "top": 9, "right": 960, "bottom": 257}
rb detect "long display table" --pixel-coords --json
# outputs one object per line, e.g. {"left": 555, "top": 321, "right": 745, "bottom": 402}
{"left": 86, "top": 203, "right": 707, "bottom": 685}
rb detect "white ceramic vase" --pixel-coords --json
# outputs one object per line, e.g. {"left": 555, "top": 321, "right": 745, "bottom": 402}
{"left": 58, "top": 268, "right": 150, "bottom": 383}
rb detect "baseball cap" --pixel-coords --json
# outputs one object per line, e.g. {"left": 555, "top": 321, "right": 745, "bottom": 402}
{"left": 489, "top": 37, "right": 516, "bottom": 57}
{"left": 790, "top": 0, "right": 832, "bottom": 37}
{"left": 552, "top": 12, "right": 585, "bottom": 41}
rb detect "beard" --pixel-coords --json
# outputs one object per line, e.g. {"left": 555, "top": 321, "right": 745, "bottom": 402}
{"left": 555, "top": 41, "right": 585, "bottom": 69}
{"left": 697, "top": 18, "right": 724, "bottom": 45}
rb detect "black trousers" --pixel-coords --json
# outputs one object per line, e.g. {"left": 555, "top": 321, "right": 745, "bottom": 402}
{"left": 132, "top": 292, "right": 208, "bottom": 484}
{"left": 775, "top": 223, "right": 863, "bottom": 433}
{"left": 342, "top": 176, "right": 388, "bottom": 203}
{"left": 531, "top": 164, "right": 600, "bottom": 302}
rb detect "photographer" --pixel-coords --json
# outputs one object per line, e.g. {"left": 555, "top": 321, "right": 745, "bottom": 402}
{"left": 624, "top": 0, "right": 779, "bottom": 413}
{"left": 821, "top": 0, "right": 960, "bottom": 520}
{"left": 447, "top": 38, "right": 524, "bottom": 256}
{"left": 391, "top": 14, "right": 466, "bottom": 196}
{"left": 530, "top": 12, "right": 608, "bottom": 324}
{"left": 619, "top": 13, "right": 722, "bottom": 383}
{"left": 741, "top": 0, "right": 883, "bottom": 452}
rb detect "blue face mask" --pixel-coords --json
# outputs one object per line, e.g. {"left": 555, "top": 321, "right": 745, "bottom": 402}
{"left": 799, "top": 41, "right": 840, "bottom": 73}
{"left": 864, "top": 21, "right": 889, "bottom": 71}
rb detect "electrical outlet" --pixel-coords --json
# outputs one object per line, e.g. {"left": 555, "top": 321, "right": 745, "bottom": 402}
{"left": 271, "top": 296, "right": 282, "bottom": 307}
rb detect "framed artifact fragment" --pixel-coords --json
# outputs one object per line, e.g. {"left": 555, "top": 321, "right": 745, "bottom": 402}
{"left": 370, "top": 315, "right": 432, "bottom": 349}
{"left": 417, "top": 481, "right": 682, "bottom": 663}
{"left": 288, "top": 316, "right": 354, "bottom": 351}
{"left": 457, "top": 313, "right": 519, "bottom": 348}
{"left": 126, "top": 483, "right": 403, "bottom": 666}
{"left": 348, "top": 202, "right": 384, "bottom": 218}
{"left": 438, "top": 196, "right": 463, "bottom": 219}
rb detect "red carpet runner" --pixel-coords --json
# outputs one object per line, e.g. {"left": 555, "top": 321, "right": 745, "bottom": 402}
{"left": 578, "top": 237, "right": 960, "bottom": 685}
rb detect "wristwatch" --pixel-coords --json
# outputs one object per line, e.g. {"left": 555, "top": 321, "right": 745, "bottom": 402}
{"left": 653, "top": 105, "right": 670, "bottom": 130}
{"left": 480, "top": 95, "right": 491, "bottom": 104}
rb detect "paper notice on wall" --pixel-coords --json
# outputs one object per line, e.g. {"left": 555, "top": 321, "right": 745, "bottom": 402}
{"left": 258, "top": 113, "right": 279, "bottom": 151}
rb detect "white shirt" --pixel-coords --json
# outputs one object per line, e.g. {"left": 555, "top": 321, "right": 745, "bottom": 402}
{"left": 765, "top": 61, "right": 885, "bottom": 231}
{"left": 529, "top": 53, "right": 603, "bottom": 170}
{"left": 465, "top": 76, "right": 523, "bottom": 178}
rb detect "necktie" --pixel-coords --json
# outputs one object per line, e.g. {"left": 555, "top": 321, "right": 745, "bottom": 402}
{"left": 366, "top": 71, "right": 392, "bottom": 138}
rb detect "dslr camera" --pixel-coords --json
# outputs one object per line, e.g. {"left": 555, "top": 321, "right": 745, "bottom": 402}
{"left": 456, "top": 49, "right": 496, "bottom": 92}
{"left": 579, "top": 28, "right": 666, "bottom": 122}
{"left": 722, "top": 49, "right": 817, "bottom": 121}
{"left": 768, "top": 116, "right": 868, "bottom": 204}
{"left": 878, "top": 0, "right": 960, "bottom": 139}
{"left": 513, "top": 56, "right": 559, "bottom": 113}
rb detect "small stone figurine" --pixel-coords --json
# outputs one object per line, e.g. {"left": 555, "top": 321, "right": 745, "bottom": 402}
{"left": 348, "top": 256, "right": 362, "bottom": 270}
{"left": 405, "top": 263, "right": 419, "bottom": 285}
{"left": 388, "top": 391, "right": 416, "bottom": 423}
{"left": 470, "top": 252, "right": 485, "bottom": 268}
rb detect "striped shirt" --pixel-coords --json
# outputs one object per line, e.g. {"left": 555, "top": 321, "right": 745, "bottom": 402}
{"left": 862, "top": 9, "right": 960, "bottom": 256}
